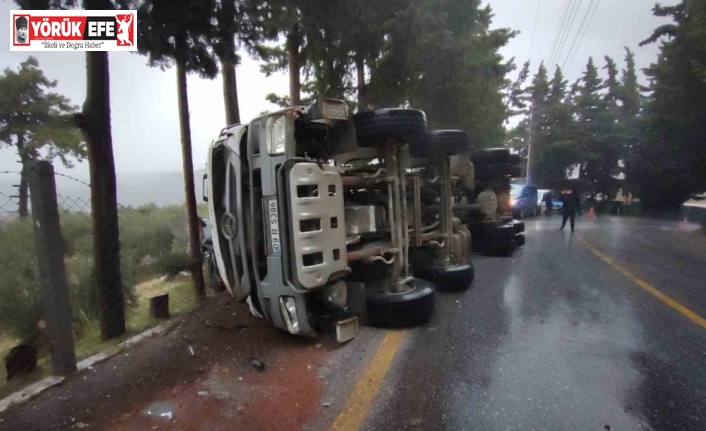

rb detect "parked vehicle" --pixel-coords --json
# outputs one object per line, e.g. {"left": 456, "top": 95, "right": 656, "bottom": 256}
{"left": 510, "top": 184, "right": 538, "bottom": 219}
{"left": 537, "top": 189, "right": 563, "bottom": 215}
{"left": 205, "top": 100, "right": 444, "bottom": 342}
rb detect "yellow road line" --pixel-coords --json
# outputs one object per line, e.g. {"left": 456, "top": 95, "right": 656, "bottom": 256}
{"left": 577, "top": 234, "right": 706, "bottom": 330}
{"left": 330, "top": 330, "right": 406, "bottom": 431}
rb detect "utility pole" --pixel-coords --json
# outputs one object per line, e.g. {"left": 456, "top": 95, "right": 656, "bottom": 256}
{"left": 526, "top": 102, "right": 536, "bottom": 186}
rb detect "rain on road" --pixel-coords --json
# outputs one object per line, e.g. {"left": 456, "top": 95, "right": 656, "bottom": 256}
{"left": 358, "top": 216, "right": 706, "bottom": 431}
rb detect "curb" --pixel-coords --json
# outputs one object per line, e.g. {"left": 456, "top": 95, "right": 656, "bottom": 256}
{"left": 0, "top": 320, "right": 177, "bottom": 415}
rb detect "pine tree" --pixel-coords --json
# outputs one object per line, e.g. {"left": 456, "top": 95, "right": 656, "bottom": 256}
{"left": 368, "top": 0, "right": 516, "bottom": 146}
{"left": 629, "top": 1, "right": 706, "bottom": 208}
{"left": 574, "top": 57, "right": 618, "bottom": 197}
{"left": 137, "top": 0, "right": 219, "bottom": 300}
{"left": 212, "top": 0, "right": 263, "bottom": 125}
{"left": 0, "top": 57, "right": 85, "bottom": 218}
{"left": 533, "top": 66, "right": 578, "bottom": 188}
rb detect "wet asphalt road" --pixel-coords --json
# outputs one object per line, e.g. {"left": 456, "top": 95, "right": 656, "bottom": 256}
{"left": 360, "top": 216, "right": 706, "bottom": 431}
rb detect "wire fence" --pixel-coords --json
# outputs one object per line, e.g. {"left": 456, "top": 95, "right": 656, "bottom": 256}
{"left": 0, "top": 163, "right": 205, "bottom": 397}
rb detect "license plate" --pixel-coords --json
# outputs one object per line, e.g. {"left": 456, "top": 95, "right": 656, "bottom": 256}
{"left": 335, "top": 317, "right": 358, "bottom": 343}
{"left": 266, "top": 197, "right": 281, "bottom": 255}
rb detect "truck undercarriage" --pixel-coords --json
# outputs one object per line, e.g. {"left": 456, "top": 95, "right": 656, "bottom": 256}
{"left": 206, "top": 100, "right": 521, "bottom": 341}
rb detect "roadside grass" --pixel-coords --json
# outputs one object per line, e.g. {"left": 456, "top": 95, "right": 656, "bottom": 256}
{"left": 0, "top": 277, "right": 202, "bottom": 400}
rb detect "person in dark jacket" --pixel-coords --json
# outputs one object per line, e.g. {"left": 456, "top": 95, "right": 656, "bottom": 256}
{"left": 560, "top": 188, "right": 581, "bottom": 231}
{"left": 543, "top": 190, "right": 554, "bottom": 215}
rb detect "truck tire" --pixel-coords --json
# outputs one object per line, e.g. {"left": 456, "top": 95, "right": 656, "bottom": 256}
{"left": 354, "top": 109, "right": 427, "bottom": 147}
{"left": 471, "top": 148, "right": 510, "bottom": 165}
{"left": 486, "top": 224, "right": 516, "bottom": 240}
{"left": 509, "top": 165, "right": 522, "bottom": 178}
{"left": 366, "top": 279, "right": 436, "bottom": 327}
{"left": 410, "top": 130, "right": 471, "bottom": 157}
{"left": 509, "top": 220, "right": 525, "bottom": 234}
{"left": 413, "top": 263, "right": 474, "bottom": 292}
{"left": 515, "top": 233, "right": 526, "bottom": 247}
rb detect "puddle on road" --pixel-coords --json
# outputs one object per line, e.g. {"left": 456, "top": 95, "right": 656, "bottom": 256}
{"left": 447, "top": 275, "right": 650, "bottom": 430}
{"left": 142, "top": 401, "right": 177, "bottom": 421}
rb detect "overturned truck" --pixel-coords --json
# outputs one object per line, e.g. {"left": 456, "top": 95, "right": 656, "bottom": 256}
{"left": 205, "top": 100, "right": 478, "bottom": 341}
{"left": 453, "top": 148, "right": 526, "bottom": 256}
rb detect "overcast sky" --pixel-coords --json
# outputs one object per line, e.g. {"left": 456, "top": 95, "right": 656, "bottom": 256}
{"left": 0, "top": 0, "right": 678, "bottom": 181}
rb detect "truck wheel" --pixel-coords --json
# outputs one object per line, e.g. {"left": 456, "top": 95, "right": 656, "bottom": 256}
{"left": 509, "top": 220, "right": 525, "bottom": 234}
{"left": 486, "top": 224, "right": 516, "bottom": 240}
{"left": 410, "top": 130, "right": 471, "bottom": 157}
{"left": 354, "top": 108, "right": 427, "bottom": 147}
{"left": 471, "top": 148, "right": 510, "bottom": 165}
{"left": 515, "top": 233, "right": 526, "bottom": 247}
{"left": 509, "top": 165, "right": 522, "bottom": 178}
{"left": 413, "top": 263, "right": 474, "bottom": 292}
{"left": 366, "top": 279, "right": 436, "bottom": 327}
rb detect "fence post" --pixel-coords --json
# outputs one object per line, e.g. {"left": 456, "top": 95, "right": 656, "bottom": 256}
{"left": 28, "top": 160, "right": 77, "bottom": 376}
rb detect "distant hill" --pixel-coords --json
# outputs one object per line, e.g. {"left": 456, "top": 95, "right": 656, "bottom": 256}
{"left": 0, "top": 170, "right": 205, "bottom": 213}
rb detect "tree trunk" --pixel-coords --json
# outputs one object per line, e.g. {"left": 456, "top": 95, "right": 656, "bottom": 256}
{"left": 286, "top": 28, "right": 301, "bottom": 106}
{"left": 80, "top": 50, "right": 126, "bottom": 340}
{"left": 219, "top": 0, "right": 240, "bottom": 125}
{"left": 176, "top": 62, "right": 206, "bottom": 301}
{"left": 17, "top": 133, "right": 30, "bottom": 219}
{"left": 222, "top": 58, "right": 240, "bottom": 126}
{"left": 356, "top": 56, "right": 366, "bottom": 111}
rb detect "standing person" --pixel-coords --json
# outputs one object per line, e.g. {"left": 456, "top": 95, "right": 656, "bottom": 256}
{"left": 594, "top": 194, "right": 603, "bottom": 220}
{"left": 622, "top": 193, "right": 632, "bottom": 216}
{"left": 560, "top": 188, "right": 581, "bottom": 232}
{"left": 544, "top": 190, "right": 554, "bottom": 216}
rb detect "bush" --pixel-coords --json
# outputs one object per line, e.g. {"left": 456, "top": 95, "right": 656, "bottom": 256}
{"left": 0, "top": 220, "right": 43, "bottom": 345}
{"left": 0, "top": 203, "right": 190, "bottom": 347}
{"left": 60, "top": 211, "right": 93, "bottom": 257}
{"left": 155, "top": 252, "right": 189, "bottom": 278}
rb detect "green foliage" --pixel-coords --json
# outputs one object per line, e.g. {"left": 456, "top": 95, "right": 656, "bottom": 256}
{"left": 508, "top": 0, "right": 706, "bottom": 209}
{"left": 155, "top": 252, "right": 189, "bottom": 278}
{"left": 0, "top": 204, "right": 189, "bottom": 346}
{"left": 511, "top": 63, "right": 577, "bottom": 189}
{"left": 627, "top": 1, "right": 706, "bottom": 209}
{"left": 0, "top": 57, "right": 85, "bottom": 163}
{"left": 136, "top": 0, "right": 218, "bottom": 78}
{"left": 511, "top": 54, "right": 638, "bottom": 196}
{"left": 0, "top": 220, "right": 43, "bottom": 345}
{"left": 368, "top": 1, "right": 516, "bottom": 147}
{"left": 255, "top": 0, "right": 515, "bottom": 141}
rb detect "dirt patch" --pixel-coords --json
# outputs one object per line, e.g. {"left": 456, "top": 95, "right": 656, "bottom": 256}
{"left": 134, "top": 277, "right": 186, "bottom": 298}
{"left": 0, "top": 295, "right": 337, "bottom": 431}
{"left": 104, "top": 297, "right": 332, "bottom": 431}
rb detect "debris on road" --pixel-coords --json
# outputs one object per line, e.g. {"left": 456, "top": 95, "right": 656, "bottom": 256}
{"left": 250, "top": 358, "right": 266, "bottom": 372}
{"left": 142, "top": 401, "right": 176, "bottom": 421}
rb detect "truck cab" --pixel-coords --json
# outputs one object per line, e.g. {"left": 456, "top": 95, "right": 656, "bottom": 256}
{"left": 206, "top": 100, "right": 438, "bottom": 342}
